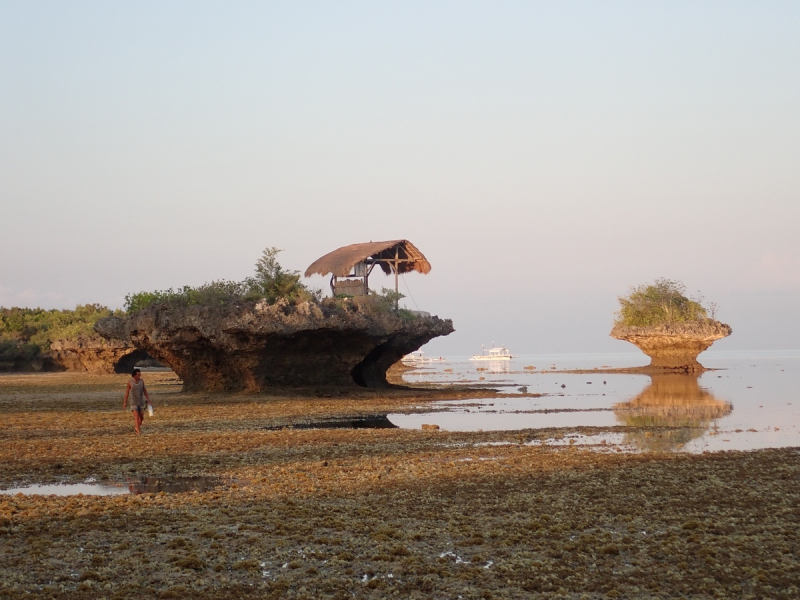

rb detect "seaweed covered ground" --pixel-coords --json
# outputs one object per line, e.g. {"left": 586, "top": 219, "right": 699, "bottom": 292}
{"left": 1, "top": 372, "right": 798, "bottom": 599}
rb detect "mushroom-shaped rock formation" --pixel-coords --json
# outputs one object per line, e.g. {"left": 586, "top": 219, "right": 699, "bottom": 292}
{"left": 610, "top": 320, "right": 732, "bottom": 372}
{"left": 49, "top": 338, "right": 151, "bottom": 374}
{"left": 613, "top": 374, "right": 732, "bottom": 451}
{"left": 95, "top": 299, "right": 454, "bottom": 391}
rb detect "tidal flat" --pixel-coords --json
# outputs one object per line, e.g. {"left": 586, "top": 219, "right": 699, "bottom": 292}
{"left": 1, "top": 371, "right": 799, "bottom": 599}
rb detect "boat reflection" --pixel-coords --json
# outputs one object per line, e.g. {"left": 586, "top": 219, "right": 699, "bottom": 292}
{"left": 613, "top": 374, "right": 732, "bottom": 451}
{"left": 483, "top": 361, "right": 510, "bottom": 374}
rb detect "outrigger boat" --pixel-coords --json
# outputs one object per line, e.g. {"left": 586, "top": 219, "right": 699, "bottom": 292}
{"left": 470, "top": 344, "right": 514, "bottom": 361}
{"left": 401, "top": 351, "right": 446, "bottom": 365}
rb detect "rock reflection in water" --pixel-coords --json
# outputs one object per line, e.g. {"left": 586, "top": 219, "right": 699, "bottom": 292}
{"left": 265, "top": 415, "right": 398, "bottom": 431}
{"left": 613, "top": 374, "right": 732, "bottom": 451}
{"left": 126, "top": 476, "right": 225, "bottom": 495}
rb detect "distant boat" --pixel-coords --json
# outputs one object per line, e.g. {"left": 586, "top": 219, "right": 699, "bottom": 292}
{"left": 401, "top": 351, "right": 445, "bottom": 365}
{"left": 470, "top": 344, "right": 513, "bottom": 361}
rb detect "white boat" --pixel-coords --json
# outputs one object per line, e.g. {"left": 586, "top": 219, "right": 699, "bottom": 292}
{"left": 402, "top": 351, "right": 447, "bottom": 365}
{"left": 401, "top": 351, "right": 434, "bottom": 365}
{"left": 470, "top": 344, "right": 514, "bottom": 361}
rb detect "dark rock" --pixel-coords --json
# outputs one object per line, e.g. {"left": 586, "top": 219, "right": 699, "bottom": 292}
{"left": 95, "top": 298, "right": 454, "bottom": 391}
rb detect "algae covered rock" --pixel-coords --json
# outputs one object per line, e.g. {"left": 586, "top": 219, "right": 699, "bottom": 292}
{"left": 95, "top": 298, "right": 453, "bottom": 391}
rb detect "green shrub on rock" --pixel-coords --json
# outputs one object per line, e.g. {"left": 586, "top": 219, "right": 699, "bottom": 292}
{"left": 615, "top": 279, "right": 709, "bottom": 327}
{"left": 244, "top": 247, "right": 317, "bottom": 305}
{"left": 124, "top": 247, "right": 320, "bottom": 313}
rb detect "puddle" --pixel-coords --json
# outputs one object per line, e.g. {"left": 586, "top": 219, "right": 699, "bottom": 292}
{"left": 394, "top": 350, "right": 800, "bottom": 453}
{"left": 266, "top": 415, "right": 398, "bottom": 430}
{"left": 0, "top": 482, "right": 128, "bottom": 496}
{"left": 391, "top": 409, "right": 620, "bottom": 431}
{"left": 2, "top": 476, "right": 227, "bottom": 496}
{"left": 126, "top": 476, "right": 227, "bottom": 494}
{"left": 531, "top": 433, "right": 641, "bottom": 453}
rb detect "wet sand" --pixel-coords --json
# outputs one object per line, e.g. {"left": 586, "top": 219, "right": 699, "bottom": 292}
{"left": 1, "top": 372, "right": 799, "bottom": 598}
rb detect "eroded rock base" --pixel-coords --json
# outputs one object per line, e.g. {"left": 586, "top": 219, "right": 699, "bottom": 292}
{"left": 610, "top": 320, "right": 732, "bottom": 372}
{"left": 49, "top": 339, "right": 151, "bottom": 374}
{"left": 0, "top": 339, "right": 152, "bottom": 374}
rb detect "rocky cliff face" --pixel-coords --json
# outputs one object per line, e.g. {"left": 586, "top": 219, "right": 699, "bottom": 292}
{"left": 94, "top": 299, "right": 454, "bottom": 391}
{"left": 49, "top": 338, "right": 150, "bottom": 374}
{"left": 610, "top": 320, "right": 732, "bottom": 372}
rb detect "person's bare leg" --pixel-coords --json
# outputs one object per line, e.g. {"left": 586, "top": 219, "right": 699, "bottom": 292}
{"left": 133, "top": 410, "right": 141, "bottom": 435}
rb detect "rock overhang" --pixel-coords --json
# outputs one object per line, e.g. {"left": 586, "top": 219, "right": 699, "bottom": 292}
{"left": 95, "top": 298, "right": 454, "bottom": 391}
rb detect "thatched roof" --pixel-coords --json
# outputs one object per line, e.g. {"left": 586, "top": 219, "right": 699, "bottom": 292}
{"left": 304, "top": 240, "right": 431, "bottom": 278}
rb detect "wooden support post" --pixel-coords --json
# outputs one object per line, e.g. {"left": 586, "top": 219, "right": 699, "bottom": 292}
{"left": 394, "top": 248, "right": 399, "bottom": 310}
{"left": 365, "top": 263, "right": 376, "bottom": 295}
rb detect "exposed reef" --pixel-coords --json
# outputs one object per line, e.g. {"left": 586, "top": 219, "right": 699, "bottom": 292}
{"left": 95, "top": 299, "right": 454, "bottom": 391}
{"left": 610, "top": 320, "right": 732, "bottom": 372}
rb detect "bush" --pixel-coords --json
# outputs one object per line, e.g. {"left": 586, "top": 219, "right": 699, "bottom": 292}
{"left": 372, "top": 287, "right": 405, "bottom": 311}
{"left": 330, "top": 288, "right": 417, "bottom": 320}
{"left": 615, "top": 279, "right": 708, "bottom": 327}
{"left": 0, "top": 339, "right": 41, "bottom": 364}
{"left": 124, "top": 280, "right": 249, "bottom": 313}
{"left": 124, "top": 247, "right": 319, "bottom": 313}
{"left": 0, "top": 305, "right": 123, "bottom": 354}
{"left": 244, "top": 247, "right": 317, "bottom": 305}
{"left": 362, "top": 288, "right": 416, "bottom": 319}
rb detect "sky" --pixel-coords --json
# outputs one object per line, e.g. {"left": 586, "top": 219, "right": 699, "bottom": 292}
{"left": 1, "top": 1, "right": 798, "bottom": 355}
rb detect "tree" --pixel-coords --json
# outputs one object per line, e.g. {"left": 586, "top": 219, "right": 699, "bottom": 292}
{"left": 246, "top": 247, "right": 314, "bottom": 304}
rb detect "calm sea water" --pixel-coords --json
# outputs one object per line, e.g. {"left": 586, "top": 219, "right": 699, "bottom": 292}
{"left": 389, "top": 350, "right": 800, "bottom": 453}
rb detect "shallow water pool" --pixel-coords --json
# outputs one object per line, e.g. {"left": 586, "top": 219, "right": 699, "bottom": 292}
{"left": 390, "top": 350, "right": 800, "bottom": 453}
{"left": 1, "top": 476, "right": 227, "bottom": 496}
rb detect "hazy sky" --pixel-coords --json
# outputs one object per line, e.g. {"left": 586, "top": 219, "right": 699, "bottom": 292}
{"left": 1, "top": 1, "right": 798, "bottom": 355}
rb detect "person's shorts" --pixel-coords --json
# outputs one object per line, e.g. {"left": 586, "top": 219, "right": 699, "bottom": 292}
{"left": 131, "top": 404, "right": 145, "bottom": 413}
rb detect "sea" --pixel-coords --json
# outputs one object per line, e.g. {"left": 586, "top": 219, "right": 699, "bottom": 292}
{"left": 389, "top": 350, "right": 800, "bottom": 453}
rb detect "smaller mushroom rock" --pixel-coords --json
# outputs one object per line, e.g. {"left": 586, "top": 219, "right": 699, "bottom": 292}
{"left": 610, "top": 320, "right": 732, "bottom": 372}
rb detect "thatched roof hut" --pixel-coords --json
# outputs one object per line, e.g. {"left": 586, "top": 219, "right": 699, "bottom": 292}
{"left": 305, "top": 240, "right": 430, "bottom": 278}
{"left": 305, "top": 240, "right": 431, "bottom": 299}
